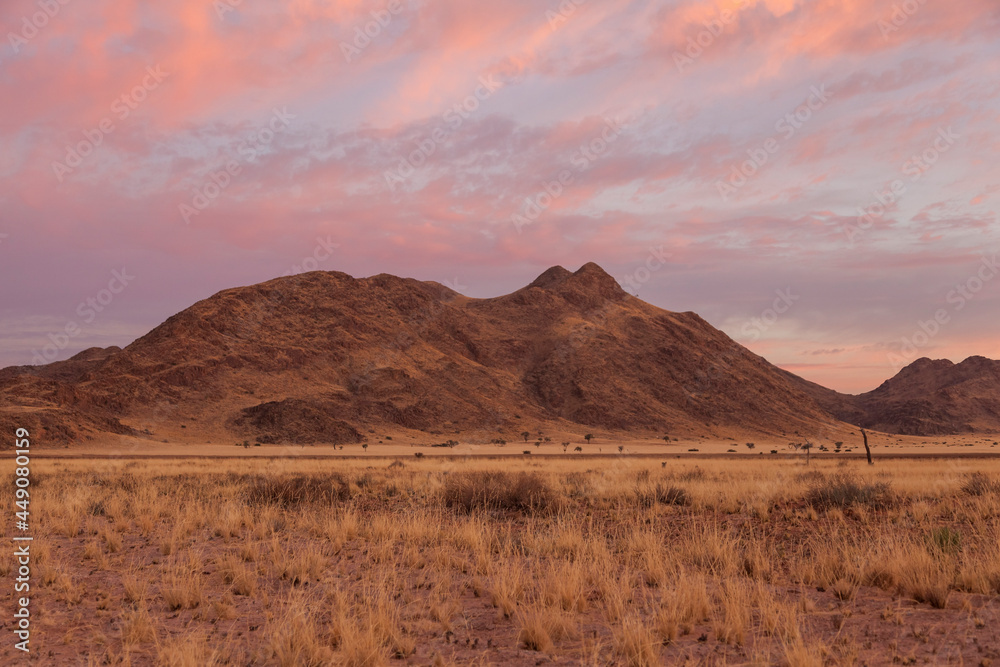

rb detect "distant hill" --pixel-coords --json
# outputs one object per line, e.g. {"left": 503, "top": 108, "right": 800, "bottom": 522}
{"left": 788, "top": 356, "right": 1000, "bottom": 435}
{"left": 0, "top": 262, "right": 850, "bottom": 446}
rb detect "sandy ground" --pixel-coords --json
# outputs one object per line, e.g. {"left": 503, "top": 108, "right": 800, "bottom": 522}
{"left": 30, "top": 432, "right": 1000, "bottom": 459}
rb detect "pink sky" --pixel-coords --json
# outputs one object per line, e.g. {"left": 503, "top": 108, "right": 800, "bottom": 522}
{"left": 1, "top": 0, "right": 998, "bottom": 393}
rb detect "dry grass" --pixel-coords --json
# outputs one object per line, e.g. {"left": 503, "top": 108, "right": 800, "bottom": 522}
{"left": 9, "top": 454, "right": 1000, "bottom": 664}
{"left": 443, "top": 470, "right": 557, "bottom": 514}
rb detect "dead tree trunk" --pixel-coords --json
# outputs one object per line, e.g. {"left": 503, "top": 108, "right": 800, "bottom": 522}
{"left": 861, "top": 428, "right": 873, "bottom": 465}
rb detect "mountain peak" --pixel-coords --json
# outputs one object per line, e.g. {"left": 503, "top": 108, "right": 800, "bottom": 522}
{"left": 568, "top": 262, "right": 625, "bottom": 296}
{"left": 528, "top": 265, "right": 572, "bottom": 289}
{"left": 524, "top": 262, "right": 625, "bottom": 305}
{"left": 574, "top": 261, "right": 612, "bottom": 279}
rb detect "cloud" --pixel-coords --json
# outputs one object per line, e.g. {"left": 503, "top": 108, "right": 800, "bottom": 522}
{"left": 1, "top": 0, "right": 999, "bottom": 391}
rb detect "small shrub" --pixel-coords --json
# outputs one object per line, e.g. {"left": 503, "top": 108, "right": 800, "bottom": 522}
{"left": 807, "top": 473, "right": 895, "bottom": 510}
{"left": 678, "top": 467, "right": 705, "bottom": 482}
{"left": 443, "top": 471, "right": 556, "bottom": 514}
{"left": 962, "top": 472, "right": 998, "bottom": 496}
{"left": 929, "top": 527, "right": 961, "bottom": 555}
{"left": 244, "top": 474, "right": 350, "bottom": 508}
{"left": 637, "top": 483, "right": 689, "bottom": 507}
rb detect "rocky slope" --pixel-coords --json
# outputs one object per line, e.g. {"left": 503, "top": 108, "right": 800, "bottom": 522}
{"left": 0, "top": 263, "right": 850, "bottom": 446}
{"left": 5, "top": 263, "right": 997, "bottom": 445}
{"left": 789, "top": 356, "right": 1000, "bottom": 435}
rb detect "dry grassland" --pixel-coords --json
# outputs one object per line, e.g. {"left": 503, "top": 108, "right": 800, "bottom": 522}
{"left": 3, "top": 455, "right": 1000, "bottom": 665}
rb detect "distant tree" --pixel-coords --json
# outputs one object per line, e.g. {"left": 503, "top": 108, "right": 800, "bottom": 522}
{"left": 617, "top": 445, "right": 624, "bottom": 453}
{"left": 362, "top": 443, "right": 368, "bottom": 452}
{"left": 584, "top": 434, "right": 593, "bottom": 444}
{"left": 534, "top": 442, "right": 540, "bottom": 448}
{"left": 521, "top": 431, "right": 530, "bottom": 442}
{"left": 745, "top": 443, "right": 755, "bottom": 450}
{"left": 574, "top": 446, "right": 583, "bottom": 452}
{"left": 663, "top": 436, "right": 670, "bottom": 443}
{"left": 562, "top": 442, "right": 570, "bottom": 452}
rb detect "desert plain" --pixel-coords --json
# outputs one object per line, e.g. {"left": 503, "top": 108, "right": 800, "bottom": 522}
{"left": 5, "top": 446, "right": 1000, "bottom": 666}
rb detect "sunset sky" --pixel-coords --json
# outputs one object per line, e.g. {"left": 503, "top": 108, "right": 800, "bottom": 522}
{"left": 1, "top": 0, "right": 998, "bottom": 393}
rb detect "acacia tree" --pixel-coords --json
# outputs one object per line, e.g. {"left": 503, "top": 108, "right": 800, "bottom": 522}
{"left": 584, "top": 433, "right": 593, "bottom": 444}
{"left": 521, "top": 431, "right": 530, "bottom": 443}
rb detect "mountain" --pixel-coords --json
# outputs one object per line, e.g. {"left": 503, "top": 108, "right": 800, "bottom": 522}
{"left": 0, "top": 263, "right": 851, "bottom": 447}
{"left": 789, "top": 356, "right": 1000, "bottom": 435}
